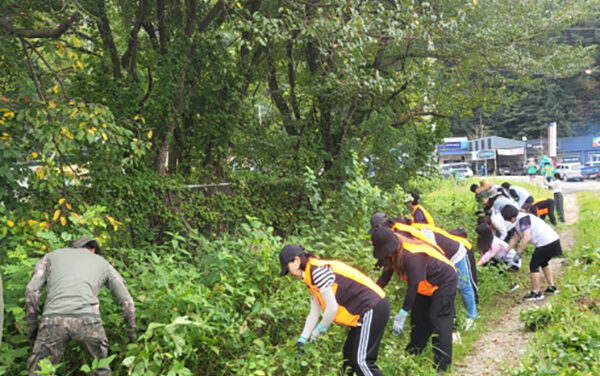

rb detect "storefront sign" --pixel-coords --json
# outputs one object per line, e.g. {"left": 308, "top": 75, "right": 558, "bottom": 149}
{"left": 477, "top": 150, "right": 495, "bottom": 159}
{"left": 497, "top": 147, "right": 524, "bottom": 156}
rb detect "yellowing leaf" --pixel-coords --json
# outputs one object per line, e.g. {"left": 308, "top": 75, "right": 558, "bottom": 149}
{"left": 52, "top": 209, "right": 61, "bottom": 221}
{"left": 60, "top": 216, "right": 67, "bottom": 226}
{"left": 101, "top": 133, "right": 108, "bottom": 141}
{"left": 56, "top": 43, "right": 64, "bottom": 54}
{"left": 132, "top": 138, "right": 138, "bottom": 142}
{"left": 147, "top": 130, "right": 153, "bottom": 139}
{"left": 70, "top": 109, "right": 78, "bottom": 118}
{"left": 58, "top": 198, "right": 66, "bottom": 205}
{"left": 66, "top": 203, "right": 72, "bottom": 210}
{"left": 76, "top": 60, "right": 83, "bottom": 70}
{"left": 53, "top": 84, "right": 60, "bottom": 94}
{"left": 48, "top": 101, "right": 56, "bottom": 108}
{"left": 35, "top": 167, "right": 44, "bottom": 179}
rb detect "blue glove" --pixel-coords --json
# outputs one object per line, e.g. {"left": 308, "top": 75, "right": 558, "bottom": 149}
{"left": 392, "top": 309, "right": 409, "bottom": 335}
{"left": 310, "top": 323, "right": 328, "bottom": 342}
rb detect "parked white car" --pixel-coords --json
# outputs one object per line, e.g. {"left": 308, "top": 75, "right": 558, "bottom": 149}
{"left": 556, "top": 163, "right": 584, "bottom": 181}
{"left": 439, "top": 163, "right": 474, "bottom": 178}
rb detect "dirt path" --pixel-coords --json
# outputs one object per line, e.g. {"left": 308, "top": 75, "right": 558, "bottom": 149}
{"left": 451, "top": 193, "right": 578, "bottom": 376}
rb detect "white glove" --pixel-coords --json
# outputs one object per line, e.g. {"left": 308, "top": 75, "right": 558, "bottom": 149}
{"left": 392, "top": 309, "right": 409, "bottom": 335}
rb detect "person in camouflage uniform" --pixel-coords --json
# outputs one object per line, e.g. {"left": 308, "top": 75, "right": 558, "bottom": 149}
{"left": 25, "top": 237, "right": 136, "bottom": 375}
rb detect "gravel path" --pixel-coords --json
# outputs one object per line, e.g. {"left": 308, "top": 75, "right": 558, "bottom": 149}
{"left": 451, "top": 193, "right": 577, "bottom": 376}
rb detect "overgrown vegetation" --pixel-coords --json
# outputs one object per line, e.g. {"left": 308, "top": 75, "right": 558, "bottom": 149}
{"left": 510, "top": 192, "right": 600, "bottom": 376}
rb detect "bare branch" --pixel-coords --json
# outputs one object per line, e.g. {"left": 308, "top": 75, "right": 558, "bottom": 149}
{"left": 21, "top": 38, "right": 66, "bottom": 97}
{"left": 19, "top": 37, "right": 45, "bottom": 101}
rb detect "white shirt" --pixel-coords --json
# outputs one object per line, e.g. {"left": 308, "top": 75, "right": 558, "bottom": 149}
{"left": 515, "top": 213, "right": 559, "bottom": 247}
{"left": 509, "top": 185, "right": 533, "bottom": 207}
{"left": 544, "top": 179, "right": 562, "bottom": 194}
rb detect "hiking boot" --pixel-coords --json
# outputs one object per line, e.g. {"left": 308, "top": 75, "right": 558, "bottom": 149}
{"left": 523, "top": 290, "right": 545, "bottom": 301}
{"left": 545, "top": 285, "right": 559, "bottom": 294}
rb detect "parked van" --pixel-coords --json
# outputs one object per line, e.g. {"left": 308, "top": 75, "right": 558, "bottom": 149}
{"left": 556, "top": 163, "right": 583, "bottom": 181}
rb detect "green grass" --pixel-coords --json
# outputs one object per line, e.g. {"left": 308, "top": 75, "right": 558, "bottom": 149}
{"left": 508, "top": 192, "right": 600, "bottom": 375}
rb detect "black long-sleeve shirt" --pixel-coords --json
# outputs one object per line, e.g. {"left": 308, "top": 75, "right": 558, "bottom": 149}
{"left": 377, "top": 251, "right": 457, "bottom": 311}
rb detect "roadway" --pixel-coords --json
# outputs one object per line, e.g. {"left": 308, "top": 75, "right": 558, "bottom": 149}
{"left": 484, "top": 175, "right": 600, "bottom": 194}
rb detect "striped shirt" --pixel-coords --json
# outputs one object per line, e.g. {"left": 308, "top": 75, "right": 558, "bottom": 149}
{"left": 312, "top": 266, "right": 335, "bottom": 290}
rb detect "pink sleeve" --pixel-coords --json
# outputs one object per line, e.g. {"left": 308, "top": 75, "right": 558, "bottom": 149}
{"left": 480, "top": 242, "right": 505, "bottom": 264}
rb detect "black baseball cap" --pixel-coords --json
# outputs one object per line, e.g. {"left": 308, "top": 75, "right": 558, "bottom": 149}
{"left": 278, "top": 244, "right": 306, "bottom": 276}
{"left": 370, "top": 227, "right": 400, "bottom": 260}
{"left": 368, "top": 212, "right": 388, "bottom": 234}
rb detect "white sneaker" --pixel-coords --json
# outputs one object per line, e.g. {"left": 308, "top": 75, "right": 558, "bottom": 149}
{"left": 464, "top": 318, "right": 475, "bottom": 331}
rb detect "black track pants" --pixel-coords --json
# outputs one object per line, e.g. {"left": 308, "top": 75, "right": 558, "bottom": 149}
{"left": 343, "top": 297, "right": 390, "bottom": 376}
{"left": 406, "top": 292, "right": 456, "bottom": 373}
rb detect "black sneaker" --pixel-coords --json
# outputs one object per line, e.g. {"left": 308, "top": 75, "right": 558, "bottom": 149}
{"left": 545, "top": 285, "right": 559, "bottom": 294}
{"left": 523, "top": 290, "right": 545, "bottom": 301}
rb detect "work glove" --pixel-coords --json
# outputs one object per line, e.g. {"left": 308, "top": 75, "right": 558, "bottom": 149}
{"left": 28, "top": 326, "right": 38, "bottom": 346}
{"left": 310, "top": 323, "right": 328, "bottom": 342}
{"left": 126, "top": 327, "right": 137, "bottom": 342}
{"left": 513, "top": 252, "right": 521, "bottom": 263}
{"left": 392, "top": 309, "right": 409, "bottom": 335}
{"left": 294, "top": 336, "right": 308, "bottom": 356}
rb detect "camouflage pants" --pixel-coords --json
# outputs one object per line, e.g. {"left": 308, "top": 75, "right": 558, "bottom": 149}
{"left": 27, "top": 316, "right": 110, "bottom": 376}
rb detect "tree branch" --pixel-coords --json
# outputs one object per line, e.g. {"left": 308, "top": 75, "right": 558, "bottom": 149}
{"left": 95, "top": 0, "right": 121, "bottom": 80}
{"left": 198, "top": 0, "right": 227, "bottom": 33}
{"left": 19, "top": 37, "right": 45, "bottom": 101}
{"left": 137, "top": 63, "right": 153, "bottom": 112}
{"left": 0, "top": 13, "right": 80, "bottom": 39}
{"left": 22, "top": 38, "right": 66, "bottom": 98}
{"left": 287, "top": 35, "right": 301, "bottom": 121}
{"left": 121, "top": 0, "right": 151, "bottom": 78}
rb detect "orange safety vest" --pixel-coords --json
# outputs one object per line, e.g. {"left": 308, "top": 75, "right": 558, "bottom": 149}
{"left": 303, "top": 259, "right": 386, "bottom": 327}
{"left": 411, "top": 204, "right": 435, "bottom": 225}
{"left": 532, "top": 199, "right": 549, "bottom": 216}
{"left": 412, "top": 223, "right": 473, "bottom": 250}
{"left": 396, "top": 240, "right": 456, "bottom": 296}
{"left": 391, "top": 222, "right": 442, "bottom": 250}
